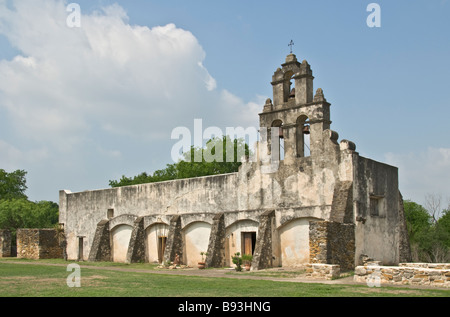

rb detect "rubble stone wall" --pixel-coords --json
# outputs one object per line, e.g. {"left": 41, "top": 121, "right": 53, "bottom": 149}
{"left": 17, "top": 229, "right": 64, "bottom": 259}
{"left": 354, "top": 263, "right": 450, "bottom": 288}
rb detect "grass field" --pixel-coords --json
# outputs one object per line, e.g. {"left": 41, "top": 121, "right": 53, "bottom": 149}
{"left": 0, "top": 258, "right": 449, "bottom": 298}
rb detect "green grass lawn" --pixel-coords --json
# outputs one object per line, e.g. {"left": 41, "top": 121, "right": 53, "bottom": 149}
{"left": 0, "top": 259, "right": 449, "bottom": 297}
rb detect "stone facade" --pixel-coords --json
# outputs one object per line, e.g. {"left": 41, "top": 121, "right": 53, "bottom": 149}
{"left": 0, "top": 229, "right": 11, "bottom": 257}
{"left": 309, "top": 221, "right": 355, "bottom": 272}
{"left": 59, "top": 54, "right": 410, "bottom": 270}
{"left": 17, "top": 229, "right": 64, "bottom": 259}
{"left": 354, "top": 263, "right": 450, "bottom": 288}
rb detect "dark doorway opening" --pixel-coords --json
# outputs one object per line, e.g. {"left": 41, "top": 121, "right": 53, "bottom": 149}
{"left": 241, "top": 232, "right": 256, "bottom": 255}
{"left": 157, "top": 236, "right": 167, "bottom": 264}
{"left": 77, "top": 236, "right": 84, "bottom": 261}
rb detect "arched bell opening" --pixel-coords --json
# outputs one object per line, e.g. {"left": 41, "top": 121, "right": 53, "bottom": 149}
{"left": 283, "top": 71, "right": 294, "bottom": 103}
{"left": 296, "top": 115, "right": 311, "bottom": 158}
{"left": 271, "top": 119, "right": 284, "bottom": 161}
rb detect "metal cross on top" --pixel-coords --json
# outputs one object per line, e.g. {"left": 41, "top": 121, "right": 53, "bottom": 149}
{"left": 288, "top": 40, "right": 294, "bottom": 54}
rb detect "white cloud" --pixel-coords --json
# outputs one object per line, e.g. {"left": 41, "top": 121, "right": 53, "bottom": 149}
{"left": 0, "top": 0, "right": 262, "bottom": 201}
{"left": 385, "top": 147, "right": 450, "bottom": 206}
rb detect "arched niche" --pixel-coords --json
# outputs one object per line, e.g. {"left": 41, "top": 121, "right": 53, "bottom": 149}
{"left": 182, "top": 221, "right": 212, "bottom": 267}
{"left": 111, "top": 224, "right": 133, "bottom": 263}
{"left": 278, "top": 218, "right": 314, "bottom": 267}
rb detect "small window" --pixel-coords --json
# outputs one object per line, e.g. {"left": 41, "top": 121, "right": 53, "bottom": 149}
{"left": 107, "top": 209, "right": 114, "bottom": 219}
{"left": 370, "top": 198, "right": 379, "bottom": 216}
{"left": 369, "top": 196, "right": 384, "bottom": 217}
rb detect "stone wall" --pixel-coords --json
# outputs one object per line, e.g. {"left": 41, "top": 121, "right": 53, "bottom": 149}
{"left": 309, "top": 221, "right": 355, "bottom": 271}
{"left": 0, "top": 229, "right": 11, "bottom": 257}
{"left": 354, "top": 263, "right": 450, "bottom": 288}
{"left": 17, "top": 229, "right": 64, "bottom": 259}
{"left": 305, "top": 263, "right": 340, "bottom": 280}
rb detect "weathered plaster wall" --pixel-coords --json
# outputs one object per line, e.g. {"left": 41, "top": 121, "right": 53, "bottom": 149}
{"left": 61, "top": 152, "right": 341, "bottom": 262}
{"left": 183, "top": 221, "right": 211, "bottom": 267}
{"left": 279, "top": 218, "right": 312, "bottom": 267}
{"left": 111, "top": 224, "right": 133, "bottom": 263}
{"left": 354, "top": 156, "right": 400, "bottom": 266}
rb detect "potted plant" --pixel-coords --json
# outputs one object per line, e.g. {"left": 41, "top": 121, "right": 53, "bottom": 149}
{"left": 242, "top": 254, "right": 253, "bottom": 271}
{"left": 231, "top": 252, "right": 243, "bottom": 271}
{"left": 198, "top": 251, "right": 208, "bottom": 269}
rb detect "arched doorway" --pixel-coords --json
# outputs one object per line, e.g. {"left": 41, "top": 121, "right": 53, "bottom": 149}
{"left": 225, "top": 219, "right": 259, "bottom": 267}
{"left": 146, "top": 222, "right": 169, "bottom": 264}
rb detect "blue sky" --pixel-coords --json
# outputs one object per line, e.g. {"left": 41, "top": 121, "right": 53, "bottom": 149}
{"left": 0, "top": 0, "right": 449, "bottom": 207}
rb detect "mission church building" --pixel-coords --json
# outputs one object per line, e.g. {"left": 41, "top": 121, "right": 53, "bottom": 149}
{"left": 59, "top": 53, "right": 411, "bottom": 270}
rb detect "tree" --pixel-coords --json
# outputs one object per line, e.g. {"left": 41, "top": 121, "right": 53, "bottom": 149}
{"left": 404, "top": 198, "right": 450, "bottom": 262}
{"left": 109, "top": 136, "right": 250, "bottom": 188}
{"left": 0, "top": 169, "right": 28, "bottom": 200}
{"left": 0, "top": 198, "right": 59, "bottom": 244}
{"left": 403, "top": 200, "right": 431, "bottom": 243}
{"left": 0, "top": 169, "right": 59, "bottom": 246}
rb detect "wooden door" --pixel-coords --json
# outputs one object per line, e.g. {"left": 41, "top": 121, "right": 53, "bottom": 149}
{"left": 242, "top": 232, "right": 254, "bottom": 255}
{"left": 158, "top": 236, "right": 167, "bottom": 264}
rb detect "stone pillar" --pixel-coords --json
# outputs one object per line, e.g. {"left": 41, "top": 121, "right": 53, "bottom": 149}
{"left": 126, "top": 217, "right": 146, "bottom": 263}
{"left": 294, "top": 60, "right": 314, "bottom": 105}
{"left": 0, "top": 229, "right": 11, "bottom": 257}
{"left": 88, "top": 219, "right": 111, "bottom": 262}
{"left": 251, "top": 210, "right": 275, "bottom": 270}
{"left": 163, "top": 215, "right": 183, "bottom": 264}
{"left": 205, "top": 213, "right": 225, "bottom": 268}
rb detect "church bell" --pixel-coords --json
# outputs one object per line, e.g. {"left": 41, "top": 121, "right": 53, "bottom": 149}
{"left": 302, "top": 125, "right": 310, "bottom": 135}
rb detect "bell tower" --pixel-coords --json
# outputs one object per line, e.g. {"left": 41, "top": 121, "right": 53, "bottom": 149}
{"left": 259, "top": 53, "right": 332, "bottom": 164}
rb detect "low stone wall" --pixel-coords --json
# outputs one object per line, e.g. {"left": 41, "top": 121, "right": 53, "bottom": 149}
{"left": 0, "top": 230, "right": 12, "bottom": 257}
{"left": 354, "top": 263, "right": 450, "bottom": 288}
{"left": 305, "top": 263, "right": 340, "bottom": 280}
{"left": 399, "top": 263, "right": 450, "bottom": 269}
{"left": 17, "top": 229, "right": 64, "bottom": 259}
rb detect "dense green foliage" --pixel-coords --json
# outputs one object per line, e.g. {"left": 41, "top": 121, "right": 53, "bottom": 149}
{"left": 109, "top": 136, "right": 250, "bottom": 187}
{"left": 0, "top": 169, "right": 28, "bottom": 200}
{"left": 0, "top": 169, "right": 59, "bottom": 243}
{"left": 404, "top": 200, "right": 450, "bottom": 262}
